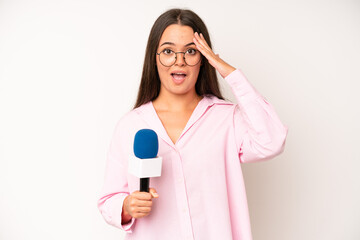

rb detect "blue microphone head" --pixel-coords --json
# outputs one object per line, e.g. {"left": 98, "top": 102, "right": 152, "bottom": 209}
{"left": 133, "top": 129, "right": 159, "bottom": 159}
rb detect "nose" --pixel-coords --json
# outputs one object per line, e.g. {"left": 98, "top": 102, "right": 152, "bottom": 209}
{"left": 174, "top": 52, "right": 186, "bottom": 66}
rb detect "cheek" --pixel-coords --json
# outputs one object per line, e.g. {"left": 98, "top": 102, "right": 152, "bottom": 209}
{"left": 157, "top": 66, "right": 168, "bottom": 79}
{"left": 156, "top": 61, "right": 165, "bottom": 76}
{"left": 191, "top": 67, "right": 201, "bottom": 80}
{"left": 156, "top": 63, "right": 170, "bottom": 86}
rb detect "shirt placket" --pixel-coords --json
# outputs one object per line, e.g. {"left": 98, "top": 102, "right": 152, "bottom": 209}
{"left": 172, "top": 146, "right": 194, "bottom": 240}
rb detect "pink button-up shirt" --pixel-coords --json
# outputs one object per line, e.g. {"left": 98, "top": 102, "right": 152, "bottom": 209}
{"left": 98, "top": 69, "right": 288, "bottom": 240}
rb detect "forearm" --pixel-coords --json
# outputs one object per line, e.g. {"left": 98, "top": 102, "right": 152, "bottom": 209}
{"left": 218, "top": 61, "right": 236, "bottom": 79}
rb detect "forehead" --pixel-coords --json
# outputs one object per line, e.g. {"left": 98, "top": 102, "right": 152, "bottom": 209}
{"left": 158, "top": 24, "right": 194, "bottom": 47}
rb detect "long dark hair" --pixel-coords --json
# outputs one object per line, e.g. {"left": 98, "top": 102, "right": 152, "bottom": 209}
{"left": 134, "top": 8, "right": 224, "bottom": 109}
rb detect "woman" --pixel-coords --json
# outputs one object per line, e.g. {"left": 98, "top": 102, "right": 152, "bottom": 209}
{"left": 98, "top": 8, "right": 288, "bottom": 240}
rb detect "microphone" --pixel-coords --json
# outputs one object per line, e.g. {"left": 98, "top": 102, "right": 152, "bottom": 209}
{"left": 128, "top": 129, "right": 163, "bottom": 192}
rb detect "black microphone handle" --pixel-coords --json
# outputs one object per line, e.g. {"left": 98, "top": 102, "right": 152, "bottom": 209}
{"left": 140, "top": 178, "right": 150, "bottom": 192}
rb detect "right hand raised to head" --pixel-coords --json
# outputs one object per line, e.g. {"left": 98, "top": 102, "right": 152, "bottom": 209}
{"left": 122, "top": 188, "right": 159, "bottom": 220}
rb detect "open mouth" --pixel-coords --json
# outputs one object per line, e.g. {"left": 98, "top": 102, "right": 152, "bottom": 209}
{"left": 171, "top": 73, "right": 187, "bottom": 84}
{"left": 171, "top": 73, "right": 187, "bottom": 79}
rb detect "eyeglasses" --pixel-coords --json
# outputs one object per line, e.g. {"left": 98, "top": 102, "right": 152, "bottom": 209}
{"left": 156, "top": 48, "right": 201, "bottom": 67}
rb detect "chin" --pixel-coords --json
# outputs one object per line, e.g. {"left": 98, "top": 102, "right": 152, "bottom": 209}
{"left": 163, "top": 83, "right": 196, "bottom": 96}
{"left": 170, "top": 87, "right": 194, "bottom": 96}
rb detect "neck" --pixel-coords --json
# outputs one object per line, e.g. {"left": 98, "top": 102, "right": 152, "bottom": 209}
{"left": 153, "top": 89, "right": 203, "bottom": 112}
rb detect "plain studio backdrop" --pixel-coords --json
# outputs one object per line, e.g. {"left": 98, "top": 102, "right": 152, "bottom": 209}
{"left": 0, "top": 0, "right": 359, "bottom": 239}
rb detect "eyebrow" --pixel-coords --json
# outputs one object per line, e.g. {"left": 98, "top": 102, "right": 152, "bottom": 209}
{"left": 160, "top": 42, "right": 195, "bottom": 47}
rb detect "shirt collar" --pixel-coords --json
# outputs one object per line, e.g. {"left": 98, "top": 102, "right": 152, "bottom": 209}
{"left": 134, "top": 95, "right": 233, "bottom": 148}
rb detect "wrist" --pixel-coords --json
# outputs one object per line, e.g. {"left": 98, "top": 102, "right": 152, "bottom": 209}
{"left": 219, "top": 62, "right": 236, "bottom": 78}
{"left": 122, "top": 196, "right": 132, "bottom": 223}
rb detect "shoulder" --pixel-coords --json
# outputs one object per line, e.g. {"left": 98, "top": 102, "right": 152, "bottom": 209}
{"left": 204, "top": 94, "right": 236, "bottom": 110}
{"left": 113, "top": 102, "right": 151, "bottom": 131}
{"left": 200, "top": 95, "right": 239, "bottom": 121}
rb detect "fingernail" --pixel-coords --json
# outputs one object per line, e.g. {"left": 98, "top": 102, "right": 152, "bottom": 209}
{"left": 154, "top": 193, "right": 159, "bottom": 197}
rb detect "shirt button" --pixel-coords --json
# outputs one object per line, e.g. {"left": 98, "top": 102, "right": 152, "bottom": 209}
{"left": 178, "top": 178, "right": 182, "bottom": 183}
{"left": 182, "top": 208, "right": 186, "bottom": 213}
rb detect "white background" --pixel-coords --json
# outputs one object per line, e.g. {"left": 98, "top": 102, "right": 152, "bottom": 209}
{"left": 1, "top": 0, "right": 359, "bottom": 239}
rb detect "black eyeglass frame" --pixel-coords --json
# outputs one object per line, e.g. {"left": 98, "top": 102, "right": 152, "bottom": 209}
{"left": 156, "top": 50, "right": 202, "bottom": 67}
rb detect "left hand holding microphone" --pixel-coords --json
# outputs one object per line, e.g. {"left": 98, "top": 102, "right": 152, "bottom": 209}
{"left": 122, "top": 188, "right": 159, "bottom": 223}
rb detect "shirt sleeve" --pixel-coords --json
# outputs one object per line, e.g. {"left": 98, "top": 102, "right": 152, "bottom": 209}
{"left": 225, "top": 69, "right": 289, "bottom": 163}
{"left": 97, "top": 120, "right": 135, "bottom": 232}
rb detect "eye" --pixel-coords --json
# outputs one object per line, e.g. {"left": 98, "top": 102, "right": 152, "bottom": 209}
{"left": 162, "top": 49, "right": 173, "bottom": 55}
{"left": 186, "top": 48, "right": 197, "bottom": 55}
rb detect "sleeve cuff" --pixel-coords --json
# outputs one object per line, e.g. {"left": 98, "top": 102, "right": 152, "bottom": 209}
{"left": 98, "top": 192, "right": 136, "bottom": 233}
{"left": 119, "top": 194, "right": 135, "bottom": 233}
{"left": 121, "top": 216, "right": 136, "bottom": 232}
